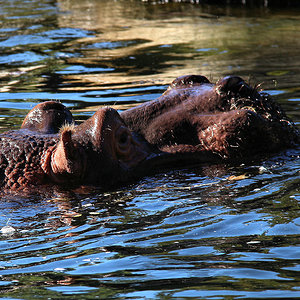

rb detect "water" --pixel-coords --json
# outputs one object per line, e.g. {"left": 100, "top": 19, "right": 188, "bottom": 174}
{"left": 0, "top": 0, "right": 300, "bottom": 299}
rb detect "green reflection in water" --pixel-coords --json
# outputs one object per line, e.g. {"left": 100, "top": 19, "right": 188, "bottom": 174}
{"left": 0, "top": 1, "right": 299, "bottom": 299}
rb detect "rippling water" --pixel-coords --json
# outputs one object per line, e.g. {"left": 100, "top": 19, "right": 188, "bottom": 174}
{"left": 0, "top": 0, "right": 299, "bottom": 299}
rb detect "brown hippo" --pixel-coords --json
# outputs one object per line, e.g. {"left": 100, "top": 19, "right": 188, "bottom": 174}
{"left": 0, "top": 75, "right": 299, "bottom": 190}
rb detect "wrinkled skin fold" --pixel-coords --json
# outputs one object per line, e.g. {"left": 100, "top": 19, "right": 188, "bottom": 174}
{"left": 0, "top": 75, "right": 299, "bottom": 190}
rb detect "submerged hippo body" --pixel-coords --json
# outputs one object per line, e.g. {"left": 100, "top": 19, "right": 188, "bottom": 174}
{"left": 0, "top": 75, "right": 299, "bottom": 190}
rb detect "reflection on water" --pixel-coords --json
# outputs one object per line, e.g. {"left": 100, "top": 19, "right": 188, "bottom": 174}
{"left": 0, "top": 0, "right": 299, "bottom": 299}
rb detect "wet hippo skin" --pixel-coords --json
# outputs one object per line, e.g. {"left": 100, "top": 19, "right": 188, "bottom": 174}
{"left": 0, "top": 75, "right": 299, "bottom": 190}
{"left": 121, "top": 75, "right": 299, "bottom": 158}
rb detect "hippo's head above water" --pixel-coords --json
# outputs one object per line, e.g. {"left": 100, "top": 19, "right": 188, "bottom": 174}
{"left": 0, "top": 75, "right": 299, "bottom": 190}
{"left": 41, "top": 107, "right": 150, "bottom": 186}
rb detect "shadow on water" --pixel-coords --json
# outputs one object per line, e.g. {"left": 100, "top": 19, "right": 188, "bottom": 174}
{"left": 0, "top": 0, "right": 300, "bottom": 299}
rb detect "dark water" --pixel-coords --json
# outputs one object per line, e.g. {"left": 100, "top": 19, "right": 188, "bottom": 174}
{"left": 0, "top": 0, "right": 300, "bottom": 299}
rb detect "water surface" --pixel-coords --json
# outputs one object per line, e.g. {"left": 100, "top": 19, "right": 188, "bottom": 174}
{"left": 0, "top": 0, "right": 299, "bottom": 299}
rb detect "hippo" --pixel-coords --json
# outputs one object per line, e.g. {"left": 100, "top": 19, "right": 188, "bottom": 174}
{"left": 0, "top": 75, "right": 299, "bottom": 191}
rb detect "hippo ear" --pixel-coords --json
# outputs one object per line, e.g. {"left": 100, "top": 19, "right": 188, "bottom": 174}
{"left": 22, "top": 101, "right": 74, "bottom": 134}
{"left": 51, "top": 127, "right": 86, "bottom": 181}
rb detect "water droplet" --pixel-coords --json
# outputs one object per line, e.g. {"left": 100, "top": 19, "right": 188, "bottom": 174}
{"left": 0, "top": 225, "right": 16, "bottom": 234}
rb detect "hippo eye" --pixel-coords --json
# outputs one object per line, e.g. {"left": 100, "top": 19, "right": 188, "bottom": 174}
{"left": 116, "top": 127, "right": 132, "bottom": 158}
{"left": 119, "top": 131, "right": 129, "bottom": 144}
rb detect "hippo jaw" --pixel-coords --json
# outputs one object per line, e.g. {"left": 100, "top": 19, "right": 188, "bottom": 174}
{"left": 42, "top": 107, "right": 151, "bottom": 186}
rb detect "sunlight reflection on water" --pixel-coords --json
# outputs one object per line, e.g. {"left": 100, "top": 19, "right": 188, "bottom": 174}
{"left": 0, "top": 0, "right": 299, "bottom": 299}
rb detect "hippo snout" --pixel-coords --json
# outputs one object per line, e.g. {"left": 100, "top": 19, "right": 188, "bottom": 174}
{"left": 216, "top": 75, "right": 260, "bottom": 99}
{"left": 170, "top": 74, "right": 211, "bottom": 89}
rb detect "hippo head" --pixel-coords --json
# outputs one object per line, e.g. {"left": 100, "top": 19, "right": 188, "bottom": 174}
{"left": 42, "top": 107, "right": 150, "bottom": 187}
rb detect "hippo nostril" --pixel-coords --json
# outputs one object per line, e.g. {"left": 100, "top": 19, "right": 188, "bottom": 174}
{"left": 216, "top": 75, "right": 261, "bottom": 100}
{"left": 216, "top": 76, "right": 245, "bottom": 93}
{"left": 170, "top": 75, "right": 210, "bottom": 89}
